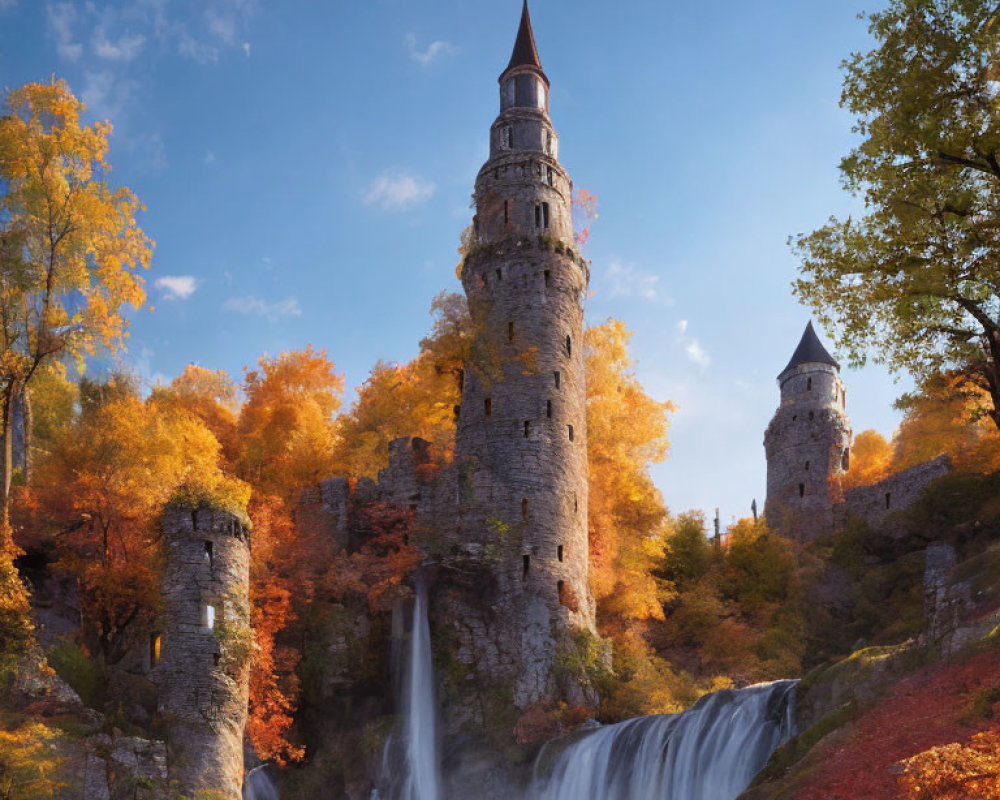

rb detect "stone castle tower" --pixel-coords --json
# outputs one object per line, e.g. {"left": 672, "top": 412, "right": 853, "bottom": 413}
{"left": 764, "top": 322, "right": 852, "bottom": 543}
{"left": 452, "top": 1, "right": 597, "bottom": 705}
{"left": 155, "top": 504, "right": 252, "bottom": 800}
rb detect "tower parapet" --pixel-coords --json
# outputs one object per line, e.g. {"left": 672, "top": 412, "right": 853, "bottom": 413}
{"left": 155, "top": 504, "right": 251, "bottom": 800}
{"left": 764, "top": 322, "right": 852, "bottom": 543}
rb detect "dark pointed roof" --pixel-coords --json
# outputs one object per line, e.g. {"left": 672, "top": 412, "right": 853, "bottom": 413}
{"left": 506, "top": 1, "right": 543, "bottom": 74}
{"left": 780, "top": 321, "right": 840, "bottom": 375}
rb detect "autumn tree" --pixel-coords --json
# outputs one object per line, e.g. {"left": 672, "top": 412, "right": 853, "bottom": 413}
{"left": 154, "top": 364, "right": 240, "bottom": 466}
{"left": 892, "top": 370, "right": 1000, "bottom": 472}
{"left": 334, "top": 292, "right": 468, "bottom": 477}
{"left": 28, "top": 375, "right": 248, "bottom": 662}
{"left": 793, "top": 0, "right": 1000, "bottom": 428}
{"left": 585, "top": 319, "right": 675, "bottom": 626}
{"left": 237, "top": 346, "right": 343, "bottom": 499}
{"left": 0, "top": 79, "right": 151, "bottom": 529}
{"left": 843, "top": 429, "right": 893, "bottom": 489}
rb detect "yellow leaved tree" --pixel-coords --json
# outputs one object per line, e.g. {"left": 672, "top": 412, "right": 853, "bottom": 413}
{"left": 0, "top": 79, "right": 151, "bottom": 534}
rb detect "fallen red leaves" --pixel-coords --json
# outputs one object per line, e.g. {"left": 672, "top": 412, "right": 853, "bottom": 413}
{"left": 792, "top": 647, "right": 1000, "bottom": 800}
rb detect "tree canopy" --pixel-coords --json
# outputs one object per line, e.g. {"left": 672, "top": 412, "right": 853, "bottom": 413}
{"left": 792, "top": 0, "right": 1000, "bottom": 427}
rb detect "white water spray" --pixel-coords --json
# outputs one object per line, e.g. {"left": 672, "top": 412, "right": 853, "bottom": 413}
{"left": 401, "top": 579, "right": 441, "bottom": 800}
{"left": 243, "top": 765, "right": 279, "bottom": 800}
{"left": 529, "top": 679, "right": 797, "bottom": 800}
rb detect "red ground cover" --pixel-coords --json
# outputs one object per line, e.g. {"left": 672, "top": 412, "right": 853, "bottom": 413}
{"left": 792, "top": 647, "right": 1000, "bottom": 800}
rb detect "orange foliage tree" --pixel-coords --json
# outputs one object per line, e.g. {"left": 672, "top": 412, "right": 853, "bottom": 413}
{"left": 24, "top": 375, "right": 248, "bottom": 662}
{"left": 334, "top": 292, "right": 468, "bottom": 477}
{"left": 237, "top": 346, "right": 343, "bottom": 498}
{"left": 585, "top": 319, "right": 675, "bottom": 627}
{"left": 0, "top": 80, "right": 151, "bottom": 529}
{"left": 843, "top": 429, "right": 893, "bottom": 490}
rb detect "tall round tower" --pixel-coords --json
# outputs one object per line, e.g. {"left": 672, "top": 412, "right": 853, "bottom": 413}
{"left": 454, "top": 1, "right": 596, "bottom": 707}
{"left": 764, "top": 322, "right": 852, "bottom": 543}
{"left": 155, "top": 504, "right": 251, "bottom": 800}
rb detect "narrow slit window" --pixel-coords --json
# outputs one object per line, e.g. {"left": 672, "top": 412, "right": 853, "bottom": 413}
{"left": 523, "top": 555, "right": 530, "bottom": 579}
{"left": 202, "top": 603, "right": 216, "bottom": 630}
{"left": 566, "top": 336, "right": 572, "bottom": 356}
{"left": 494, "top": 168, "right": 499, "bottom": 180}
{"left": 521, "top": 498, "right": 529, "bottom": 520}
{"left": 504, "top": 200, "right": 509, "bottom": 225}
{"left": 568, "top": 424, "right": 575, "bottom": 442}
{"left": 805, "top": 461, "right": 810, "bottom": 471}
{"left": 547, "top": 167, "right": 554, "bottom": 186}
{"left": 557, "top": 580, "right": 565, "bottom": 601}
{"left": 547, "top": 399, "right": 552, "bottom": 418}
{"left": 204, "top": 540, "right": 213, "bottom": 569}
{"left": 535, "top": 204, "right": 542, "bottom": 228}
{"left": 807, "top": 377, "right": 813, "bottom": 390}
{"left": 485, "top": 398, "right": 492, "bottom": 417}
{"left": 574, "top": 493, "right": 578, "bottom": 513}
{"left": 509, "top": 321, "right": 515, "bottom": 342}
{"left": 798, "top": 484, "right": 805, "bottom": 498}
{"left": 502, "top": 126, "right": 512, "bottom": 149}
{"left": 542, "top": 202, "right": 550, "bottom": 229}
{"left": 524, "top": 421, "right": 530, "bottom": 438}
{"left": 544, "top": 269, "right": 551, "bottom": 287}
{"left": 557, "top": 545, "right": 564, "bottom": 562}
{"left": 496, "top": 268, "right": 502, "bottom": 281}
{"left": 885, "top": 492, "right": 892, "bottom": 509}
{"left": 149, "top": 632, "right": 162, "bottom": 667}
{"left": 554, "top": 371, "right": 561, "bottom": 389}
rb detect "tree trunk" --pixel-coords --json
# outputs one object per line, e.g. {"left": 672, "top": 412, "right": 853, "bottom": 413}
{"left": 21, "top": 386, "right": 31, "bottom": 485}
{"left": 0, "top": 386, "right": 13, "bottom": 536}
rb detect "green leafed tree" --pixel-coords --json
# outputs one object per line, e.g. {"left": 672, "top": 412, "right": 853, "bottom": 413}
{"left": 792, "top": 0, "right": 1000, "bottom": 427}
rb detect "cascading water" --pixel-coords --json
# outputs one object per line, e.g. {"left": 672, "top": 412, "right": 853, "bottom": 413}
{"left": 529, "top": 679, "right": 797, "bottom": 800}
{"left": 381, "top": 578, "right": 442, "bottom": 800}
{"left": 244, "top": 765, "right": 279, "bottom": 800}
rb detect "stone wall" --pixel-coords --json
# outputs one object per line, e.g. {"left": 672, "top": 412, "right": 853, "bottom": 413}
{"left": 155, "top": 505, "right": 251, "bottom": 800}
{"left": 839, "top": 455, "right": 952, "bottom": 533}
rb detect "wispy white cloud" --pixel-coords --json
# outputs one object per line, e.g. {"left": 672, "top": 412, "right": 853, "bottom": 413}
{"left": 677, "top": 319, "right": 711, "bottom": 367}
{"left": 0, "top": 0, "right": 19, "bottom": 11}
{"left": 154, "top": 275, "right": 198, "bottom": 300}
{"left": 47, "top": 2, "right": 82, "bottom": 61}
{"left": 93, "top": 27, "right": 145, "bottom": 61}
{"left": 241, "top": 41, "right": 250, "bottom": 57}
{"left": 203, "top": 150, "right": 216, "bottom": 165}
{"left": 606, "top": 260, "right": 662, "bottom": 302}
{"left": 405, "top": 32, "right": 458, "bottom": 66}
{"left": 224, "top": 295, "right": 302, "bottom": 322}
{"left": 364, "top": 170, "right": 435, "bottom": 211}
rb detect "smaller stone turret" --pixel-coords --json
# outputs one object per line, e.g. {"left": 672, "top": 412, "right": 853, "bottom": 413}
{"left": 764, "top": 322, "right": 852, "bottom": 543}
{"left": 155, "top": 504, "right": 251, "bottom": 800}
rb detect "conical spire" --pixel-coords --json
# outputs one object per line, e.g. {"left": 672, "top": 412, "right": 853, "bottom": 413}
{"left": 780, "top": 321, "right": 839, "bottom": 375}
{"left": 507, "top": 1, "right": 543, "bottom": 73}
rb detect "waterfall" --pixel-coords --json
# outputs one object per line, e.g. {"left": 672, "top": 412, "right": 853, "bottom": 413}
{"left": 244, "top": 765, "right": 279, "bottom": 800}
{"left": 397, "top": 579, "right": 442, "bottom": 800}
{"left": 529, "top": 679, "right": 797, "bottom": 800}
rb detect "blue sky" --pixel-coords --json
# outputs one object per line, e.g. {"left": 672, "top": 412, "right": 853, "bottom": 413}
{"left": 0, "top": 0, "right": 905, "bottom": 526}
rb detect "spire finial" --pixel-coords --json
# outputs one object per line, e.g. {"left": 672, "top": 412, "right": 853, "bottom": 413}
{"left": 506, "top": 0, "right": 543, "bottom": 73}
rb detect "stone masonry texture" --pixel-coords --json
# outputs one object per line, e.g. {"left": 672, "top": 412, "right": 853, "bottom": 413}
{"left": 155, "top": 504, "right": 251, "bottom": 800}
